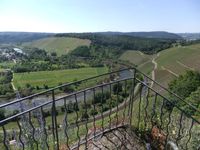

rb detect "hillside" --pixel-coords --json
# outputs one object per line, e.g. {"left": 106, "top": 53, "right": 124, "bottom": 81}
{"left": 56, "top": 33, "right": 177, "bottom": 55}
{"left": 120, "top": 50, "right": 154, "bottom": 74}
{"left": 119, "top": 43, "right": 200, "bottom": 91}
{"left": 156, "top": 43, "right": 200, "bottom": 74}
{"left": 22, "top": 37, "right": 91, "bottom": 56}
{"left": 120, "top": 50, "right": 153, "bottom": 66}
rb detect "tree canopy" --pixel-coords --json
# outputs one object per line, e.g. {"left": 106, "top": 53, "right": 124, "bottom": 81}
{"left": 168, "top": 70, "right": 200, "bottom": 116}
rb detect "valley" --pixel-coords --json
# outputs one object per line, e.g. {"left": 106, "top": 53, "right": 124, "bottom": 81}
{"left": 0, "top": 1, "right": 199, "bottom": 149}
{"left": 0, "top": 32, "right": 200, "bottom": 101}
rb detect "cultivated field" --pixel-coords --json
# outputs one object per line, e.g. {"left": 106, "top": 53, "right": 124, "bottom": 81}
{"left": 137, "top": 61, "right": 154, "bottom": 75}
{"left": 120, "top": 44, "right": 200, "bottom": 91}
{"left": 152, "top": 43, "right": 200, "bottom": 91}
{"left": 120, "top": 50, "right": 153, "bottom": 66}
{"left": 156, "top": 43, "right": 200, "bottom": 75}
{"left": 22, "top": 37, "right": 91, "bottom": 56}
{"left": 13, "top": 67, "right": 108, "bottom": 88}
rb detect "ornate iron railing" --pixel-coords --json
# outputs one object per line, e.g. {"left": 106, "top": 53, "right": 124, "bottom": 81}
{"left": 0, "top": 68, "right": 199, "bottom": 150}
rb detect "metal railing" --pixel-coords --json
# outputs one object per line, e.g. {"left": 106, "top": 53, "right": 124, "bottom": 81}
{"left": 0, "top": 67, "right": 199, "bottom": 150}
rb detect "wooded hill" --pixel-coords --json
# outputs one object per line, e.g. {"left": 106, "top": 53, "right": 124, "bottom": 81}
{"left": 56, "top": 33, "right": 177, "bottom": 55}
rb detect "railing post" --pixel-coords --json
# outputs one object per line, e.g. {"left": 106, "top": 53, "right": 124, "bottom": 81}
{"left": 129, "top": 69, "right": 136, "bottom": 125}
{"left": 51, "top": 90, "right": 59, "bottom": 150}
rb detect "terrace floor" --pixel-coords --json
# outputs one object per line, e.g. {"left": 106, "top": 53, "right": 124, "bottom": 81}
{"left": 78, "top": 127, "right": 146, "bottom": 150}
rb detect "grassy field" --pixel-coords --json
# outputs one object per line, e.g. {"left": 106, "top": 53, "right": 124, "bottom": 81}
{"left": 120, "top": 44, "right": 200, "bottom": 91}
{"left": 0, "top": 61, "right": 15, "bottom": 69}
{"left": 120, "top": 50, "right": 154, "bottom": 76}
{"left": 120, "top": 50, "right": 153, "bottom": 66}
{"left": 22, "top": 37, "right": 91, "bottom": 56}
{"left": 137, "top": 61, "right": 154, "bottom": 75}
{"left": 13, "top": 67, "right": 108, "bottom": 88}
{"left": 153, "top": 43, "right": 200, "bottom": 91}
{"left": 156, "top": 43, "right": 200, "bottom": 75}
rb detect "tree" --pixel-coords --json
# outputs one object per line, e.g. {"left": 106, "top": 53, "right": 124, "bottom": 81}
{"left": 93, "top": 92, "right": 110, "bottom": 104}
{"left": 169, "top": 70, "right": 200, "bottom": 99}
{"left": 113, "top": 83, "right": 123, "bottom": 94}
{"left": 70, "top": 46, "right": 91, "bottom": 57}
{"left": 168, "top": 70, "right": 200, "bottom": 113}
{"left": 184, "top": 87, "right": 200, "bottom": 116}
{"left": 44, "top": 84, "right": 49, "bottom": 89}
{"left": 51, "top": 52, "right": 57, "bottom": 57}
{"left": 0, "top": 108, "right": 5, "bottom": 121}
{"left": 90, "top": 109, "right": 98, "bottom": 116}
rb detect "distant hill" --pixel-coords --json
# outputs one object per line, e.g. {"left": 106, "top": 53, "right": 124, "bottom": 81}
{"left": 178, "top": 33, "right": 200, "bottom": 41}
{"left": 0, "top": 32, "right": 54, "bottom": 44}
{"left": 56, "top": 33, "right": 177, "bottom": 54}
{"left": 96, "top": 31, "right": 182, "bottom": 40}
{"left": 22, "top": 37, "right": 91, "bottom": 56}
{"left": 0, "top": 31, "right": 182, "bottom": 44}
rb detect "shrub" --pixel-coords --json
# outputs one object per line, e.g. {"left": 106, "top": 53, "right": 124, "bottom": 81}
{"left": 90, "top": 109, "right": 98, "bottom": 116}
{"left": 113, "top": 83, "right": 123, "bottom": 94}
{"left": 0, "top": 108, "right": 5, "bottom": 121}
{"left": 93, "top": 91, "right": 110, "bottom": 104}
{"left": 81, "top": 112, "right": 89, "bottom": 121}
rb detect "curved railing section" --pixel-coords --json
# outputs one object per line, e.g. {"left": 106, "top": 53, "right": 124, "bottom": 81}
{"left": 0, "top": 68, "right": 199, "bottom": 150}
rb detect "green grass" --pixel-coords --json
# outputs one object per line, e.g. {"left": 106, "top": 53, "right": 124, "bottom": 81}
{"left": 156, "top": 43, "right": 200, "bottom": 75}
{"left": 13, "top": 67, "right": 108, "bottom": 88}
{"left": 138, "top": 61, "right": 154, "bottom": 75}
{"left": 0, "top": 61, "right": 15, "bottom": 69}
{"left": 22, "top": 37, "right": 91, "bottom": 56}
{"left": 153, "top": 43, "right": 200, "bottom": 89}
{"left": 120, "top": 50, "right": 153, "bottom": 66}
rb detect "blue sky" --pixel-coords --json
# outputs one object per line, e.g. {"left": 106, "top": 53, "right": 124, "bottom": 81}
{"left": 0, "top": 0, "right": 199, "bottom": 33}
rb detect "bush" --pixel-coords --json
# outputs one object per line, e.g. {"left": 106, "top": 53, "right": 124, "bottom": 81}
{"left": 93, "top": 91, "right": 110, "bottom": 104}
{"left": 113, "top": 83, "right": 123, "bottom": 94}
{"left": 89, "top": 109, "right": 98, "bottom": 116}
{"left": 63, "top": 85, "right": 75, "bottom": 93}
{"left": 44, "top": 84, "right": 49, "bottom": 89}
{"left": 71, "top": 46, "right": 91, "bottom": 57}
{"left": 0, "top": 109, "right": 5, "bottom": 121}
{"left": 120, "top": 91, "right": 129, "bottom": 98}
{"left": 81, "top": 102, "right": 91, "bottom": 110}
{"left": 81, "top": 112, "right": 89, "bottom": 121}
{"left": 102, "top": 104, "right": 110, "bottom": 112}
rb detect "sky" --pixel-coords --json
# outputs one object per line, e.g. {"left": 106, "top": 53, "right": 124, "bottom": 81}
{"left": 0, "top": 0, "right": 199, "bottom": 33}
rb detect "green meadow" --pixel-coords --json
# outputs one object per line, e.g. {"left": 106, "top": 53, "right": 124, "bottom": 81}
{"left": 13, "top": 67, "right": 108, "bottom": 88}
{"left": 22, "top": 37, "right": 91, "bottom": 56}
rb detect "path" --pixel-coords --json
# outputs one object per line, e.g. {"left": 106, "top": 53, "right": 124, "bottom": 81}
{"left": 11, "top": 59, "right": 17, "bottom": 91}
{"left": 176, "top": 60, "right": 195, "bottom": 71}
{"left": 11, "top": 71, "right": 17, "bottom": 91}
{"left": 138, "top": 51, "right": 144, "bottom": 56}
{"left": 150, "top": 53, "right": 159, "bottom": 88}
{"left": 161, "top": 66, "right": 178, "bottom": 77}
